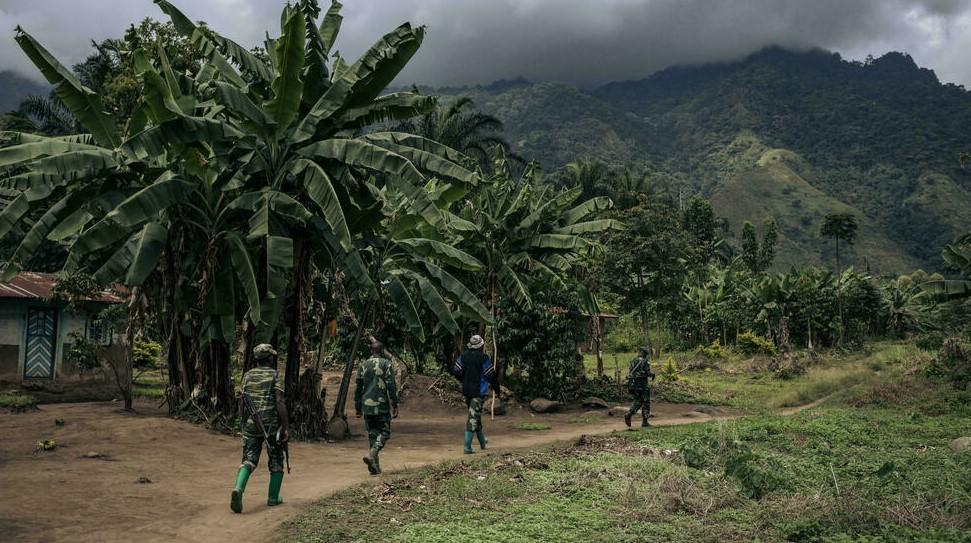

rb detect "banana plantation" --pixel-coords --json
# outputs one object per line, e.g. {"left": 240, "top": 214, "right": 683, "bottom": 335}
{"left": 0, "top": 0, "right": 617, "bottom": 436}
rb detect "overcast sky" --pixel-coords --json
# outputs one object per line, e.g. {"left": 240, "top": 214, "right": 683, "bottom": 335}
{"left": 2, "top": 0, "right": 971, "bottom": 88}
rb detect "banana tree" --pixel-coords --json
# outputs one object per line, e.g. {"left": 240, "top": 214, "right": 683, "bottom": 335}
{"left": 925, "top": 242, "right": 971, "bottom": 300}
{"left": 327, "top": 185, "right": 492, "bottom": 431}
{"left": 2, "top": 0, "right": 484, "bottom": 423}
{"left": 453, "top": 151, "right": 622, "bottom": 381}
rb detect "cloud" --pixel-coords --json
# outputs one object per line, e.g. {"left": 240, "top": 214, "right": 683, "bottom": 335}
{"left": 2, "top": 0, "right": 971, "bottom": 88}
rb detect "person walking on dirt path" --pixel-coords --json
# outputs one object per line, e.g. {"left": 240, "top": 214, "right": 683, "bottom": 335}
{"left": 356, "top": 340, "right": 399, "bottom": 476}
{"left": 452, "top": 334, "right": 500, "bottom": 454}
{"left": 231, "top": 343, "right": 289, "bottom": 514}
{"left": 624, "top": 346, "right": 655, "bottom": 429}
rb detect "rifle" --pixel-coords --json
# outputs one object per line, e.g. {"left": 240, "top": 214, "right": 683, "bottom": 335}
{"left": 241, "top": 393, "right": 291, "bottom": 474}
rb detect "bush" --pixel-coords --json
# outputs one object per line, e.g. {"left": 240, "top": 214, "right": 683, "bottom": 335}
{"left": 132, "top": 340, "right": 162, "bottom": 371}
{"left": 915, "top": 331, "right": 945, "bottom": 352}
{"left": 736, "top": 331, "right": 777, "bottom": 356}
{"left": 928, "top": 339, "right": 971, "bottom": 390}
{"left": 66, "top": 333, "right": 102, "bottom": 373}
{"left": 696, "top": 340, "right": 731, "bottom": 360}
{"left": 659, "top": 356, "right": 679, "bottom": 381}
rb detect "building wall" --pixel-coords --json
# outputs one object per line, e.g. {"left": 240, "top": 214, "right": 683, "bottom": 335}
{"left": 0, "top": 301, "right": 127, "bottom": 389}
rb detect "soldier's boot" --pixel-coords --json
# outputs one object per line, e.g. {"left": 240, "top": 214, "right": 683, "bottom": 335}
{"left": 230, "top": 466, "right": 251, "bottom": 514}
{"left": 463, "top": 431, "right": 475, "bottom": 454}
{"left": 476, "top": 429, "right": 488, "bottom": 450}
{"left": 373, "top": 451, "right": 382, "bottom": 475}
{"left": 623, "top": 413, "right": 632, "bottom": 427}
{"left": 267, "top": 472, "right": 284, "bottom": 506}
{"left": 363, "top": 447, "right": 379, "bottom": 476}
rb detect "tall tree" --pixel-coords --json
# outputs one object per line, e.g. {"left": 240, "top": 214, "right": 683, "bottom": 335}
{"left": 2, "top": 0, "right": 482, "bottom": 430}
{"left": 820, "top": 212, "right": 858, "bottom": 343}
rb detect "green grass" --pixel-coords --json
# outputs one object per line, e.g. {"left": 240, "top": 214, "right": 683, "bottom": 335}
{"left": 282, "top": 385, "right": 971, "bottom": 542}
{"left": 0, "top": 392, "right": 37, "bottom": 410}
{"left": 510, "top": 422, "right": 552, "bottom": 431}
{"left": 281, "top": 341, "right": 971, "bottom": 543}
{"left": 587, "top": 342, "right": 927, "bottom": 414}
{"left": 133, "top": 376, "right": 166, "bottom": 399}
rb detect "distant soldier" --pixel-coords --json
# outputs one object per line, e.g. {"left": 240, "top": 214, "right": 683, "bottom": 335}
{"left": 452, "top": 334, "right": 500, "bottom": 454}
{"left": 624, "top": 346, "right": 655, "bottom": 429}
{"left": 231, "top": 343, "right": 289, "bottom": 514}
{"left": 355, "top": 340, "right": 399, "bottom": 476}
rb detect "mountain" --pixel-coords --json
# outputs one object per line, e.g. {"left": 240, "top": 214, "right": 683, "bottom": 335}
{"left": 430, "top": 47, "right": 971, "bottom": 273}
{"left": 0, "top": 70, "right": 46, "bottom": 113}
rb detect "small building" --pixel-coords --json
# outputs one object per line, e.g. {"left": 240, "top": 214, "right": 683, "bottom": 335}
{"left": 0, "top": 272, "right": 125, "bottom": 389}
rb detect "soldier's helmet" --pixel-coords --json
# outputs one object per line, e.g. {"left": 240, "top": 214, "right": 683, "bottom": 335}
{"left": 638, "top": 346, "right": 650, "bottom": 357}
{"left": 253, "top": 343, "right": 278, "bottom": 360}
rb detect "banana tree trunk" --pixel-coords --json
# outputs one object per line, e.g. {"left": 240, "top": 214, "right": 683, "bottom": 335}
{"left": 285, "top": 243, "right": 311, "bottom": 399}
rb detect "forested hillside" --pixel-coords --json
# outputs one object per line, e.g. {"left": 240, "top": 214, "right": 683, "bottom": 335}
{"left": 429, "top": 47, "right": 971, "bottom": 272}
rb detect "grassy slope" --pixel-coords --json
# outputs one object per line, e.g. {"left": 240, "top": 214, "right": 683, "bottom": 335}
{"left": 710, "top": 142, "right": 919, "bottom": 274}
{"left": 281, "top": 344, "right": 971, "bottom": 543}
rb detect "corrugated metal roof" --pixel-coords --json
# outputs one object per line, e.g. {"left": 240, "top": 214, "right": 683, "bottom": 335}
{"left": 0, "top": 272, "right": 123, "bottom": 303}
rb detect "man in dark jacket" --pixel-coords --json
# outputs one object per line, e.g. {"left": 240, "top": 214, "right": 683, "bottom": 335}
{"left": 452, "top": 334, "right": 500, "bottom": 454}
{"left": 625, "top": 346, "right": 655, "bottom": 429}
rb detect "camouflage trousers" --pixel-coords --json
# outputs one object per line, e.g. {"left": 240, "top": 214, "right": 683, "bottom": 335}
{"left": 240, "top": 427, "right": 284, "bottom": 473}
{"left": 627, "top": 388, "right": 651, "bottom": 426}
{"left": 465, "top": 395, "right": 485, "bottom": 432}
{"left": 364, "top": 413, "right": 392, "bottom": 452}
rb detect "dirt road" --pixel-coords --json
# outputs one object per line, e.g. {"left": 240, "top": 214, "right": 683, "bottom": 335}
{"left": 0, "top": 398, "right": 735, "bottom": 543}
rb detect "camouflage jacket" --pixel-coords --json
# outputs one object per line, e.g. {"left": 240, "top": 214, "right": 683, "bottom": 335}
{"left": 355, "top": 356, "right": 399, "bottom": 416}
{"left": 627, "top": 356, "right": 654, "bottom": 391}
{"left": 240, "top": 366, "right": 283, "bottom": 436}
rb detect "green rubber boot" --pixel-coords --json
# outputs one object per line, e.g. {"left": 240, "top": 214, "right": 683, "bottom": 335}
{"left": 267, "top": 472, "right": 284, "bottom": 506}
{"left": 230, "top": 467, "right": 251, "bottom": 514}
{"left": 463, "top": 431, "right": 475, "bottom": 454}
{"left": 476, "top": 430, "right": 488, "bottom": 450}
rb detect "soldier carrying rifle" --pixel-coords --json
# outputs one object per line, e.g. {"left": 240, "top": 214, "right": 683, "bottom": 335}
{"left": 230, "top": 343, "right": 290, "bottom": 513}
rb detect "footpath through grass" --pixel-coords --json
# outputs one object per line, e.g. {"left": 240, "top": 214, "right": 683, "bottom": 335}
{"left": 282, "top": 344, "right": 971, "bottom": 542}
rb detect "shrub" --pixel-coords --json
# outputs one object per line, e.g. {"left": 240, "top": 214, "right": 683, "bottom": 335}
{"left": 603, "top": 313, "right": 648, "bottom": 353}
{"left": 915, "top": 331, "right": 945, "bottom": 352}
{"left": 659, "top": 356, "right": 679, "bottom": 381}
{"left": 66, "top": 332, "right": 102, "bottom": 373}
{"left": 132, "top": 340, "right": 163, "bottom": 371}
{"left": 696, "top": 340, "right": 731, "bottom": 360}
{"left": 928, "top": 339, "right": 971, "bottom": 390}
{"left": 736, "top": 331, "right": 777, "bottom": 356}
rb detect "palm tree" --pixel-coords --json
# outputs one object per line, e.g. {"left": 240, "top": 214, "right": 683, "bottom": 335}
{"left": 396, "top": 96, "right": 517, "bottom": 170}
{"left": 820, "top": 212, "right": 858, "bottom": 344}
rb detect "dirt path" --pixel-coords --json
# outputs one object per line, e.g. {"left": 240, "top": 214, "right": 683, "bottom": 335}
{"left": 0, "top": 397, "right": 738, "bottom": 543}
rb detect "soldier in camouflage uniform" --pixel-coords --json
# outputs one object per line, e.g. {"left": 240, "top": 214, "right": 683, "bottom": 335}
{"left": 230, "top": 344, "right": 289, "bottom": 514}
{"left": 625, "top": 346, "right": 655, "bottom": 429}
{"left": 452, "top": 334, "right": 500, "bottom": 454}
{"left": 355, "top": 340, "right": 399, "bottom": 476}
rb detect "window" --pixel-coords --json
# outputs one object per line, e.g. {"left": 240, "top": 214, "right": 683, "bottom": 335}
{"left": 85, "top": 319, "right": 112, "bottom": 346}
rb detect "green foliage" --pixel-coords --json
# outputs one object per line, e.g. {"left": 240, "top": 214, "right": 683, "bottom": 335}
{"left": 696, "top": 340, "right": 731, "bottom": 360}
{"left": 927, "top": 339, "right": 971, "bottom": 390}
{"left": 659, "top": 356, "right": 679, "bottom": 381}
{"left": 736, "top": 331, "right": 777, "bottom": 356}
{"left": 65, "top": 332, "right": 101, "bottom": 373}
{"left": 603, "top": 313, "right": 648, "bottom": 353}
{"left": 0, "top": 392, "right": 37, "bottom": 411}
{"left": 132, "top": 340, "right": 162, "bottom": 371}
{"left": 496, "top": 290, "right": 588, "bottom": 401}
